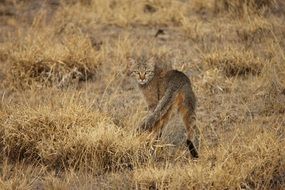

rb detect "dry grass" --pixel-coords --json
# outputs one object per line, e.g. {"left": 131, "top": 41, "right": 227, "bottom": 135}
{"left": 203, "top": 48, "right": 265, "bottom": 77}
{"left": 1, "top": 26, "right": 101, "bottom": 89}
{"left": 0, "top": 0, "right": 284, "bottom": 189}
{"left": 213, "top": 0, "right": 277, "bottom": 14}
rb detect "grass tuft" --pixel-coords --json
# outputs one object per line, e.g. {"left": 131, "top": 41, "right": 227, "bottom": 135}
{"left": 204, "top": 48, "right": 265, "bottom": 77}
{"left": 0, "top": 103, "right": 153, "bottom": 173}
{"left": 3, "top": 28, "right": 101, "bottom": 89}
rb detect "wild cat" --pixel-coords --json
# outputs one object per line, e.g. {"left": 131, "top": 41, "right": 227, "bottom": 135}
{"left": 128, "top": 55, "right": 199, "bottom": 158}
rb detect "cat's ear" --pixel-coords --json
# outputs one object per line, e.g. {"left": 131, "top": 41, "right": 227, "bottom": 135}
{"left": 127, "top": 57, "right": 136, "bottom": 65}
{"left": 126, "top": 53, "right": 135, "bottom": 65}
{"left": 146, "top": 56, "right": 156, "bottom": 68}
{"left": 148, "top": 56, "right": 154, "bottom": 63}
{"left": 125, "top": 56, "right": 136, "bottom": 76}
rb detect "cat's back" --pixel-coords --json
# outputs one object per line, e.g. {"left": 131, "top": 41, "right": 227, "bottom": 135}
{"left": 162, "top": 70, "right": 191, "bottom": 86}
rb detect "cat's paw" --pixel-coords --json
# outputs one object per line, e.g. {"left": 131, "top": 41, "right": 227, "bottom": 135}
{"left": 137, "top": 115, "right": 155, "bottom": 133}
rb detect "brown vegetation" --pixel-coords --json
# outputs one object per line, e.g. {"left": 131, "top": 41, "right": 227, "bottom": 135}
{"left": 0, "top": 0, "right": 284, "bottom": 189}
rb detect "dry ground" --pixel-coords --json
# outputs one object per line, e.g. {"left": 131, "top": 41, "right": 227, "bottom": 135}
{"left": 0, "top": 0, "right": 285, "bottom": 189}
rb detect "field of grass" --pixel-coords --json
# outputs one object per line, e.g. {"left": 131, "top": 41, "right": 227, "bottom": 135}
{"left": 0, "top": 0, "right": 284, "bottom": 189}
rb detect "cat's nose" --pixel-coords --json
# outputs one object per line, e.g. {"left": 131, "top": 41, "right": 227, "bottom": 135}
{"left": 139, "top": 74, "right": 146, "bottom": 80}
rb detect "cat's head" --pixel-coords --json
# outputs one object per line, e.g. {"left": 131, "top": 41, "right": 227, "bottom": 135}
{"left": 128, "top": 55, "right": 156, "bottom": 85}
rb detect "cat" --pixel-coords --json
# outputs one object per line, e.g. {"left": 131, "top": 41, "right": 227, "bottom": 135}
{"left": 128, "top": 54, "right": 199, "bottom": 158}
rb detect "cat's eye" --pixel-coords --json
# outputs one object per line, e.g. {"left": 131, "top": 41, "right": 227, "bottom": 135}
{"left": 132, "top": 71, "right": 140, "bottom": 75}
{"left": 145, "top": 71, "right": 153, "bottom": 74}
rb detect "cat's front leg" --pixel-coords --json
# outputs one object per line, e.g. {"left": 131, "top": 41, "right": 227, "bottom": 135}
{"left": 137, "top": 113, "right": 156, "bottom": 133}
